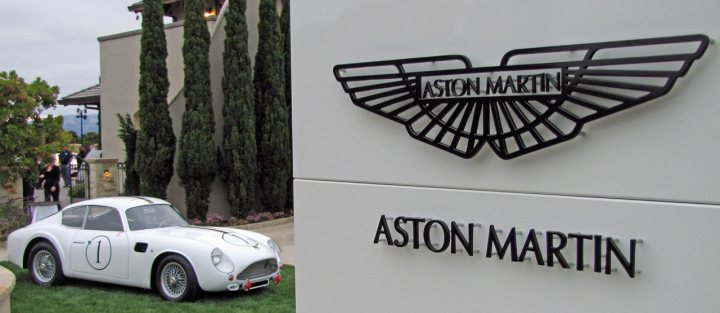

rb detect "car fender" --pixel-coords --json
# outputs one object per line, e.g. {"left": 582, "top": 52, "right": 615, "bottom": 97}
{"left": 10, "top": 227, "right": 70, "bottom": 272}
{"left": 148, "top": 244, "right": 214, "bottom": 290}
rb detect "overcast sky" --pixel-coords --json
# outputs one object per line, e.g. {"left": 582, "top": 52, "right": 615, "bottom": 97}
{"left": 0, "top": 1, "right": 143, "bottom": 116}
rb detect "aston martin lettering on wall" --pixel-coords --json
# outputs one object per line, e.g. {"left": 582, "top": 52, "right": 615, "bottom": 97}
{"left": 333, "top": 35, "right": 709, "bottom": 159}
{"left": 7, "top": 197, "right": 282, "bottom": 301}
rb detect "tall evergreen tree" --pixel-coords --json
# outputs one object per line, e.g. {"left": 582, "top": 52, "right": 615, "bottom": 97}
{"left": 117, "top": 114, "right": 140, "bottom": 196}
{"left": 254, "top": 0, "right": 290, "bottom": 210}
{"left": 281, "top": 0, "right": 290, "bottom": 112}
{"left": 178, "top": 0, "right": 216, "bottom": 220}
{"left": 135, "top": 0, "right": 176, "bottom": 199}
{"left": 280, "top": 0, "right": 293, "bottom": 210}
{"left": 220, "top": 0, "right": 257, "bottom": 216}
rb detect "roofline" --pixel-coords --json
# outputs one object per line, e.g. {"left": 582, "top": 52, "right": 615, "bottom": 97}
{"left": 59, "top": 84, "right": 101, "bottom": 106}
{"left": 58, "top": 97, "right": 100, "bottom": 106}
{"left": 128, "top": 0, "right": 182, "bottom": 13}
{"left": 61, "top": 83, "right": 100, "bottom": 98}
{"left": 98, "top": 19, "right": 188, "bottom": 42}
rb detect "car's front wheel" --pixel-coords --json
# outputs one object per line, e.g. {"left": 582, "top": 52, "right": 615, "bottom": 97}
{"left": 28, "top": 241, "right": 66, "bottom": 286}
{"left": 155, "top": 255, "right": 199, "bottom": 301}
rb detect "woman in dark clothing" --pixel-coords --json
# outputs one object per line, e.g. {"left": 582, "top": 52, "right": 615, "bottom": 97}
{"left": 77, "top": 147, "right": 86, "bottom": 167}
{"left": 39, "top": 157, "right": 61, "bottom": 202}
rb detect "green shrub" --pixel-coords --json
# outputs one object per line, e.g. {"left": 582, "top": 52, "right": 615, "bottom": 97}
{"left": 69, "top": 184, "right": 85, "bottom": 198}
{"left": 0, "top": 196, "right": 26, "bottom": 236}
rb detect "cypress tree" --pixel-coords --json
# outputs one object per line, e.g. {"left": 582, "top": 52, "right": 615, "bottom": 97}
{"left": 117, "top": 114, "right": 140, "bottom": 196}
{"left": 135, "top": 0, "right": 176, "bottom": 199}
{"left": 254, "top": 0, "right": 290, "bottom": 211}
{"left": 220, "top": 0, "right": 257, "bottom": 216}
{"left": 280, "top": 0, "right": 293, "bottom": 210}
{"left": 281, "top": 0, "right": 290, "bottom": 112}
{"left": 178, "top": 0, "right": 216, "bottom": 220}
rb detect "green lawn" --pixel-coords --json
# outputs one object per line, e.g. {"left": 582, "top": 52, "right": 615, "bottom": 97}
{"left": 1, "top": 262, "right": 295, "bottom": 313}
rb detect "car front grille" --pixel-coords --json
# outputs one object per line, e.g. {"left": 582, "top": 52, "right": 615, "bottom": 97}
{"left": 237, "top": 258, "right": 278, "bottom": 280}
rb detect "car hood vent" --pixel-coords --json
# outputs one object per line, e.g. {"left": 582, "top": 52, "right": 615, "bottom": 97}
{"left": 222, "top": 232, "right": 258, "bottom": 247}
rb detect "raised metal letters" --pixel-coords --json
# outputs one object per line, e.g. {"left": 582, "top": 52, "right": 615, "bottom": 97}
{"left": 374, "top": 215, "right": 641, "bottom": 278}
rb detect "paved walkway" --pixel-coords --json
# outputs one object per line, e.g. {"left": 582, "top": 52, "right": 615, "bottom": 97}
{"left": 0, "top": 219, "right": 295, "bottom": 265}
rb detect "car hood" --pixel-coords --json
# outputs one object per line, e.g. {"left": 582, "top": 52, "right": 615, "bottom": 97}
{"left": 136, "top": 226, "right": 268, "bottom": 249}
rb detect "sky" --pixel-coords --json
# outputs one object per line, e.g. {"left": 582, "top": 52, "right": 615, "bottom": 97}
{"left": 0, "top": 1, "right": 143, "bottom": 116}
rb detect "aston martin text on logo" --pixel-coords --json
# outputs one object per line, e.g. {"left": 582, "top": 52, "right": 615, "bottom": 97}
{"left": 419, "top": 69, "right": 562, "bottom": 100}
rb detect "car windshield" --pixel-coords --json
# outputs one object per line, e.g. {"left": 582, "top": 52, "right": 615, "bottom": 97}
{"left": 125, "top": 204, "right": 188, "bottom": 231}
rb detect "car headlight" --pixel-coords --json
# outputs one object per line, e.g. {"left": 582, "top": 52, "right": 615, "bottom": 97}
{"left": 211, "top": 248, "right": 223, "bottom": 265}
{"left": 211, "top": 248, "right": 235, "bottom": 273}
{"left": 267, "top": 239, "right": 280, "bottom": 254}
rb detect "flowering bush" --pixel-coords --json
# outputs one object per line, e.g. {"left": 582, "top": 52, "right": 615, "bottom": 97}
{"left": 205, "top": 213, "right": 227, "bottom": 226}
{"left": 188, "top": 218, "right": 203, "bottom": 225}
{"left": 226, "top": 216, "right": 246, "bottom": 226}
{"left": 246, "top": 212, "right": 272, "bottom": 223}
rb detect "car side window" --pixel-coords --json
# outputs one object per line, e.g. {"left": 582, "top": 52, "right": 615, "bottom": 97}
{"left": 83, "top": 206, "right": 124, "bottom": 232}
{"left": 61, "top": 206, "right": 87, "bottom": 228}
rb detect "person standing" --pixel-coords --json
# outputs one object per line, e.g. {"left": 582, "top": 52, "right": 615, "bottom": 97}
{"left": 39, "top": 156, "right": 61, "bottom": 202}
{"left": 58, "top": 144, "right": 72, "bottom": 187}
{"left": 77, "top": 146, "right": 87, "bottom": 167}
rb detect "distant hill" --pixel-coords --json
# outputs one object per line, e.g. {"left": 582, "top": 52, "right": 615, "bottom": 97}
{"left": 62, "top": 114, "right": 99, "bottom": 135}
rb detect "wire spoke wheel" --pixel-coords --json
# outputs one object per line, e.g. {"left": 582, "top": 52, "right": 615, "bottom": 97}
{"left": 155, "top": 255, "right": 197, "bottom": 301}
{"left": 32, "top": 250, "right": 56, "bottom": 283}
{"left": 160, "top": 262, "right": 188, "bottom": 299}
{"left": 28, "top": 242, "right": 65, "bottom": 286}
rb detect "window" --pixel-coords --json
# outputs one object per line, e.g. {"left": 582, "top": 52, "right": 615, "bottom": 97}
{"left": 83, "top": 206, "right": 124, "bottom": 232}
{"left": 62, "top": 206, "right": 87, "bottom": 228}
{"left": 126, "top": 204, "right": 188, "bottom": 231}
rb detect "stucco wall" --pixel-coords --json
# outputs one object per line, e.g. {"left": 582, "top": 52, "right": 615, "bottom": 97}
{"left": 98, "top": 21, "right": 187, "bottom": 162}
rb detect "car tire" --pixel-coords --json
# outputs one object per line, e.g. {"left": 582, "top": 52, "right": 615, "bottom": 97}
{"left": 28, "top": 241, "right": 66, "bottom": 286}
{"left": 155, "top": 255, "right": 199, "bottom": 301}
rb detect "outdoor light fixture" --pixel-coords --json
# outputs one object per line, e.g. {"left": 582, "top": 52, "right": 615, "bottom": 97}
{"left": 102, "top": 170, "right": 112, "bottom": 178}
{"left": 76, "top": 107, "right": 88, "bottom": 146}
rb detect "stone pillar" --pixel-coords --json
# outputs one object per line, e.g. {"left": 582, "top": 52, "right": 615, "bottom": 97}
{"left": 0, "top": 265, "right": 14, "bottom": 313}
{"left": 86, "top": 158, "right": 119, "bottom": 199}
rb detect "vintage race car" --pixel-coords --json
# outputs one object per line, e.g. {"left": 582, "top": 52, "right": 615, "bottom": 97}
{"left": 7, "top": 197, "right": 282, "bottom": 301}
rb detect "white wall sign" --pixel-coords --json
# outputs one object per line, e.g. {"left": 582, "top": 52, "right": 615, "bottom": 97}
{"left": 293, "top": 0, "right": 720, "bottom": 312}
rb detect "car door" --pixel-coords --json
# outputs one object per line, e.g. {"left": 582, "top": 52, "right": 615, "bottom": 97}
{"left": 70, "top": 205, "right": 129, "bottom": 280}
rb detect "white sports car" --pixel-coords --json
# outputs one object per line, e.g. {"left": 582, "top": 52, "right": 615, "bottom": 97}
{"left": 7, "top": 197, "right": 282, "bottom": 301}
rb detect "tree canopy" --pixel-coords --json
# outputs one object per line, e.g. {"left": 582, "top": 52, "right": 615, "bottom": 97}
{"left": 0, "top": 71, "right": 69, "bottom": 184}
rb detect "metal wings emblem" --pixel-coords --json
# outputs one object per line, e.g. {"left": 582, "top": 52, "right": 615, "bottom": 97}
{"left": 333, "top": 34, "right": 709, "bottom": 159}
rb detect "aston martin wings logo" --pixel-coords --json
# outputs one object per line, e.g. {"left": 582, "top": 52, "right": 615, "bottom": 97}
{"left": 333, "top": 34, "right": 709, "bottom": 159}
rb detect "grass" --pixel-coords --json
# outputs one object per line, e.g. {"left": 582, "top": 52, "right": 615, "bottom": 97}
{"left": 1, "top": 262, "right": 295, "bottom": 313}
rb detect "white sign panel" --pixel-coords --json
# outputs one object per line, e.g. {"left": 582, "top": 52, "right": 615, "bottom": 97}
{"left": 293, "top": 0, "right": 720, "bottom": 312}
